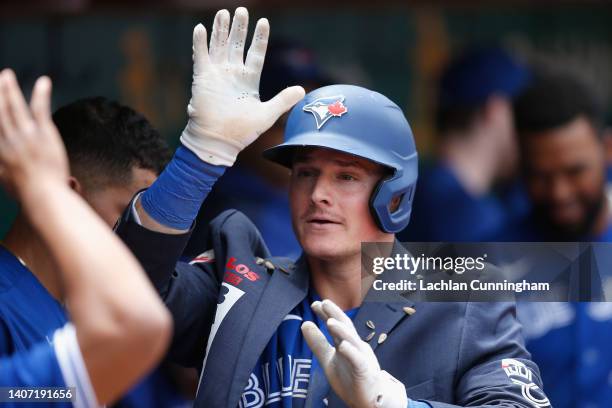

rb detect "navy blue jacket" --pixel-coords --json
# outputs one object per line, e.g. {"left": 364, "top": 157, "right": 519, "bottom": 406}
{"left": 116, "top": 208, "right": 550, "bottom": 408}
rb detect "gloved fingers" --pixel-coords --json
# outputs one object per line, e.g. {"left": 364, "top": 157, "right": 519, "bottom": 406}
{"left": 302, "top": 321, "right": 335, "bottom": 368}
{"left": 321, "top": 299, "right": 358, "bottom": 332}
{"left": 244, "top": 17, "right": 269, "bottom": 79}
{"left": 261, "top": 85, "right": 305, "bottom": 129}
{"left": 227, "top": 7, "right": 249, "bottom": 65}
{"left": 209, "top": 9, "right": 230, "bottom": 64}
{"left": 192, "top": 24, "right": 209, "bottom": 76}
{"left": 327, "top": 317, "right": 363, "bottom": 349}
{"left": 311, "top": 301, "right": 330, "bottom": 322}
{"left": 337, "top": 339, "right": 369, "bottom": 376}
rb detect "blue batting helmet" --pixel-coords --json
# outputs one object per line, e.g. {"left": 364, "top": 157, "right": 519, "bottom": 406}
{"left": 263, "top": 84, "right": 418, "bottom": 233}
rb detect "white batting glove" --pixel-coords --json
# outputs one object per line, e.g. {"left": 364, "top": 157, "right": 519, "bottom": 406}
{"left": 181, "top": 7, "right": 305, "bottom": 166}
{"left": 301, "top": 299, "right": 408, "bottom": 408}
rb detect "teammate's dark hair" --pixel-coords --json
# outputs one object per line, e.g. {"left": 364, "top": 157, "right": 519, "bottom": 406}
{"left": 435, "top": 104, "right": 482, "bottom": 136}
{"left": 513, "top": 69, "right": 603, "bottom": 137}
{"left": 53, "top": 97, "right": 171, "bottom": 190}
{"left": 434, "top": 47, "right": 529, "bottom": 137}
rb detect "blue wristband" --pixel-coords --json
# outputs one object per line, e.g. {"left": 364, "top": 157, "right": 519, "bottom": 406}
{"left": 140, "top": 145, "right": 225, "bottom": 229}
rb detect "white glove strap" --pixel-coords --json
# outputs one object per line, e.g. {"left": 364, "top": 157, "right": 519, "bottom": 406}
{"left": 180, "top": 120, "right": 246, "bottom": 166}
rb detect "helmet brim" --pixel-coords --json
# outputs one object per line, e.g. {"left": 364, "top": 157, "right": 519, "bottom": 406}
{"left": 262, "top": 131, "right": 400, "bottom": 170}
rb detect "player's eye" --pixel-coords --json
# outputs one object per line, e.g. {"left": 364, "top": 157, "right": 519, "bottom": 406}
{"left": 338, "top": 173, "right": 357, "bottom": 181}
{"left": 295, "top": 168, "right": 315, "bottom": 178}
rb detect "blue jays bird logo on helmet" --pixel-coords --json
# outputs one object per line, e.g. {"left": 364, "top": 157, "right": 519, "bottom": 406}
{"left": 302, "top": 95, "right": 348, "bottom": 130}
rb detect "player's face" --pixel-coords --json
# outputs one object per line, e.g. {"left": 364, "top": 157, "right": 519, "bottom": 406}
{"left": 522, "top": 116, "right": 606, "bottom": 238}
{"left": 289, "top": 148, "right": 391, "bottom": 260}
{"left": 82, "top": 167, "right": 157, "bottom": 227}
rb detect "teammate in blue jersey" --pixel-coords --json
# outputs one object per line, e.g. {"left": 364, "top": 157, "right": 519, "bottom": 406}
{"left": 0, "top": 96, "right": 188, "bottom": 407}
{"left": 501, "top": 68, "right": 611, "bottom": 243}
{"left": 0, "top": 69, "right": 171, "bottom": 406}
{"left": 499, "top": 68, "right": 612, "bottom": 408}
{"left": 0, "top": 97, "right": 169, "bottom": 353}
{"left": 114, "top": 7, "right": 550, "bottom": 407}
{"left": 399, "top": 48, "right": 531, "bottom": 242}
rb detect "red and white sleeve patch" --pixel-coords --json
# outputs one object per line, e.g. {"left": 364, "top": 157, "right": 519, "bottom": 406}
{"left": 189, "top": 249, "right": 215, "bottom": 265}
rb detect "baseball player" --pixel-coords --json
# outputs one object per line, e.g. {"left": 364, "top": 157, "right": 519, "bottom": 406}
{"left": 0, "top": 70, "right": 171, "bottom": 406}
{"left": 0, "top": 96, "right": 186, "bottom": 406}
{"left": 115, "top": 7, "right": 550, "bottom": 408}
{"left": 400, "top": 47, "right": 531, "bottom": 242}
{"left": 502, "top": 68, "right": 612, "bottom": 408}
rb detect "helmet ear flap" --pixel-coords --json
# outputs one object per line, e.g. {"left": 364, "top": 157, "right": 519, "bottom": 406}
{"left": 370, "top": 172, "right": 417, "bottom": 233}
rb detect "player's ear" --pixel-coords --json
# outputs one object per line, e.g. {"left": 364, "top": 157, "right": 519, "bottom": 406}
{"left": 68, "top": 176, "right": 83, "bottom": 195}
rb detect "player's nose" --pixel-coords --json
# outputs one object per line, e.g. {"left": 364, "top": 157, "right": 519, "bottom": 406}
{"left": 548, "top": 177, "right": 574, "bottom": 203}
{"left": 310, "top": 175, "right": 333, "bottom": 206}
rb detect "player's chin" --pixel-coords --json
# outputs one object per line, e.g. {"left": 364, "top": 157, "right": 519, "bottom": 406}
{"left": 300, "top": 236, "right": 348, "bottom": 260}
{"left": 303, "top": 247, "right": 348, "bottom": 261}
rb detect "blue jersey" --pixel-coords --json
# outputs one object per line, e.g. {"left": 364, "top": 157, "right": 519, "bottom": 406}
{"left": 1, "top": 324, "right": 98, "bottom": 408}
{"left": 518, "top": 303, "right": 612, "bottom": 408}
{"left": 0, "top": 247, "right": 67, "bottom": 354}
{"left": 399, "top": 163, "right": 514, "bottom": 242}
{"left": 0, "top": 246, "right": 186, "bottom": 408}
{"left": 502, "top": 219, "right": 612, "bottom": 408}
{"left": 240, "top": 288, "right": 358, "bottom": 408}
{"left": 1, "top": 339, "right": 68, "bottom": 408}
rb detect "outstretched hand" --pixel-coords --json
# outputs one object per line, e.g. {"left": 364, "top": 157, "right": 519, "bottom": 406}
{"left": 0, "top": 69, "right": 68, "bottom": 200}
{"left": 302, "top": 299, "right": 408, "bottom": 408}
{"left": 181, "top": 7, "right": 305, "bottom": 166}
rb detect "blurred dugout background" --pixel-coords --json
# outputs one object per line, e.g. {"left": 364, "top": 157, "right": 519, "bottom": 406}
{"left": 3, "top": 3, "right": 612, "bottom": 408}
{"left": 0, "top": 0, "right": 611, "bottom": 234}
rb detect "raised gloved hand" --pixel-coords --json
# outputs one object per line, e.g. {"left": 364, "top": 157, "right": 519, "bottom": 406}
{"left": 302, "top": 299, "right": 408, "bottom": 408}
{"left": 181, "top": 7, "right": 305, "bottom": 166}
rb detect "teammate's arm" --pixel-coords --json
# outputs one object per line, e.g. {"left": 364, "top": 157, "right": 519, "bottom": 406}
{"left": 0, "top": 69, "right": 172, "bottom": 405}
{"left": 134, "top": 7, "right": 304, "bottom": 234}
